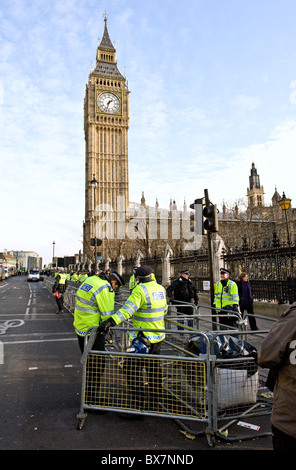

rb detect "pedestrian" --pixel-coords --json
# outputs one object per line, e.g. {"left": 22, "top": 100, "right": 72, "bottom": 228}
{"left": 213, "top": 268, "right": 239, "bottom": 328}
{"left": 73, "top": 270, "right": 125, "bottom": 354}
{"left": 99, "top": 265, "right": 168, "bottom": 417}
{"left": 237, "top": 272, "right": 258, "bottom": 330}
{"left": 258, "top": 302, "right": 296, "bottom": 450}
{"left": 52, "top": 270, "right": 68, "bottom": 314}
{"left": 166, "top": 269, "right": 198, "bottom": 328}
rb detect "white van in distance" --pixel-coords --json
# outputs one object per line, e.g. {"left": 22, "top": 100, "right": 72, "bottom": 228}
{"left": 27, "top": 268, "right": 40, "bottom": 282}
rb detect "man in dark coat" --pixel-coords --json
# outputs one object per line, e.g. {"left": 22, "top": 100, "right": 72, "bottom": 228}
{"left": 166, "top": 269, "right": 198, "bottom": 328}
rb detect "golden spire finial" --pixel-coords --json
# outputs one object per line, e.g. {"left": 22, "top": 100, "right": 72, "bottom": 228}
{"left": 104, "top": 10, "right": 108, "bottom": 23}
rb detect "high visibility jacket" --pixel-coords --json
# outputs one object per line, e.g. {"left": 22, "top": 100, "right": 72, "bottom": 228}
{"left": 80, "top": 273, "right": 88, "bottom": 283}
{"left": 53, "top": 273, "right": 67, "bottom": 294}
{"left": 129, "top": 274, "right": 137, "bottom": 291}
{"left": 112, "top": 280, "right": 168, "bottom": 343}
{"left": 71, "top": 273, "right": 79, "bottom": 282}
{"left": 213, "top": 279, "right": 239, "bottom": 311}
{"left": 58, "top": 273, "right": 67, "bottom": 284}
{"left": 73, "top": 275, "right": 115, "bottom": 337}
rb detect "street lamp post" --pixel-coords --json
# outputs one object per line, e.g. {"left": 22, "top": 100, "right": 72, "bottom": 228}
{"left": 90, "top": 174, "right": 98, "bottom": 271}
{"left": 52, "top": 241, "right": 55, "bottom": 267}
{"left": 278, "top": 192, "right": 293, "bottom": 277}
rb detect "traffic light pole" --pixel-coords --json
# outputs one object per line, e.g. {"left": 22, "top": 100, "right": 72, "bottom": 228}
{"left": 204, "top": 189, "right": 217, "bottom": 329}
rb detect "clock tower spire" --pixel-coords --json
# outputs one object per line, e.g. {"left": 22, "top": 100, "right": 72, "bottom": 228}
{"left": 83, "top": 14, "right": 130, "bottom": 267}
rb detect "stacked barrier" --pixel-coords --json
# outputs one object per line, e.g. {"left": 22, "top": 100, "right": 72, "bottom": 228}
{"left": 76, "top": 325, "right": 273, "bottom": 447}
{"left": 43, "top": 275, "right": 274, "bottom": 447}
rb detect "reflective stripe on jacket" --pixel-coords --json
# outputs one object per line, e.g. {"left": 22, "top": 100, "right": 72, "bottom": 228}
{"left": 73, "top": 275, "right": 114, "bottom": 336}
{"left": 112, "top": 280, "right": 168, "bottom": 343}
{"left": 213, "top": 279, "right": 239, "bottom": 310}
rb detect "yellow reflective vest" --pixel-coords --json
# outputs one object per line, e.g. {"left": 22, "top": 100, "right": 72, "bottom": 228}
{"left": 213, "top": 279, "right": 239, "bottom": 311}
{"left": 129, "top": 274, "right": 137, "bottom": 291}
{"left": 73, "top": 275, "right": 115, "bottom": 337}
{"left": 112, "top": 280, "right": 168, "bottom": 343}
{"left": 58, "top": 273, "right": 67, "bottom": 284}
{"left": 71, "top": 273, "right": 79, "bottom": 282}
{"left": 78, "top": 273, "right": 88, "bottom": 283}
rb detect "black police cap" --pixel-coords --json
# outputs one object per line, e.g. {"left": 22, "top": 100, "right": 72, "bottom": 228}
{"left": 220, "top": 268, "right": 230, "bottom": 275}
{"left": 180, "top": 269, "right": 190, "bottom": 275}
{"left": 135, "top": 265, "right": 153, "bottom": 277}
{"left": 110, "top": 271, "right": 125, "bottom": 286}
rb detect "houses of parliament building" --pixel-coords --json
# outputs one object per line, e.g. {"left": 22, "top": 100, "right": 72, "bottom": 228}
{"left": 82, "top": 15, "right": 295, "bottom": 274}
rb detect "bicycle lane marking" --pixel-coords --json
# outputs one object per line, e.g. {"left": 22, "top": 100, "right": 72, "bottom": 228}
{"left": 0, "top": 319, "right": 26, "bottom": 365}
{"left": 0, "top": 281, "right": 32, "bottom": 363}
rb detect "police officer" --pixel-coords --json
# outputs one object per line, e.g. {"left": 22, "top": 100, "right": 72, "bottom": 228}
{"left": 52, "top": 270, "right": 68, "bottom": 314}
{"left": 100, "top": 265, "right": 167, "bottom": 349}
{"left": 128, "top": 267, "right": 138, "bottom": 292}
{"left": 166, "top": 269, "right": 198, "bottom": 328}
{"left": 99, "top": 265, "right": 168, "bottom": 415}
{"left": 71, "top": 271, "right": 79, "bottom": 282}
{"left": 214, "top": 268, "right": 239, "bottom": 328}
{"left": 73, "top": 270, "right": 124, "bottom": 354}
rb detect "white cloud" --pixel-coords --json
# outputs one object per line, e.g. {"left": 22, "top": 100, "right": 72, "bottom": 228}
{"left": 130, "top": 119, "right": 296, "bottom": 212}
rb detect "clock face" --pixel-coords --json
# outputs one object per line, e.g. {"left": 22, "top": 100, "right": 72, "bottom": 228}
{"left": 98, "top": 92, "right": 120, "bottom": 114}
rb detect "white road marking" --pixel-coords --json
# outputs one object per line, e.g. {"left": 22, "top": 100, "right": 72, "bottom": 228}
{"left": 2, "top": 338, "right": 77, "bottom": 345}
{"left": 28, "top": 364, "right": 75, "bottom": 371}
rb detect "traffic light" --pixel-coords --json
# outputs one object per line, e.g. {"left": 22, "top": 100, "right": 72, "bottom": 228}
{"left": 90, "top": 238, "right": 102, "bottom": 247}
{"left": 189, "top": 198, "right": 204, "bottom": 235}
{"left": 203, "top": 203, "right": 219, "bottom": 233}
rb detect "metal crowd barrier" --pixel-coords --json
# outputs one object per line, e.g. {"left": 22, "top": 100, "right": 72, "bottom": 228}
{"left": 42, "top": 276, "right": 274, "bottom": 447}
{"left": 75, "top": 324, "right": 273, "bottom": 448}
{"left": 76, "top": 327, "right": 211, "bottom": 438}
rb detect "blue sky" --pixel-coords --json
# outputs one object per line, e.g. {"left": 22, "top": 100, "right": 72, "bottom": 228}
{"left": 1, "top": 0, "right": 296, "bottom": 265}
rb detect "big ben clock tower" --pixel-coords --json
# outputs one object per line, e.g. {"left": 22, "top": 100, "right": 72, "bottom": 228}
{"left": 83, "top": 13, "right": 129, "bottom": 265}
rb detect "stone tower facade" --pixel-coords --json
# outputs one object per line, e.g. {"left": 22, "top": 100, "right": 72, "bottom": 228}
{"left": 83, "top": 15, "right": 130, "bottom": 264}
{"left": 247, "top": 162, "right": 265, "bottom": 208}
